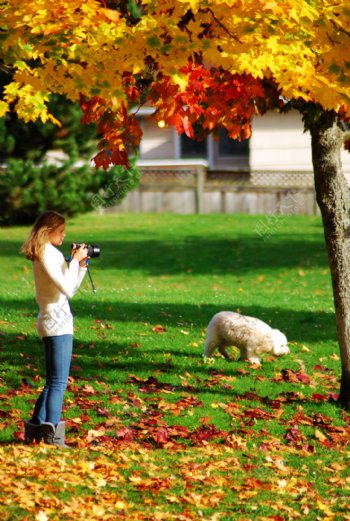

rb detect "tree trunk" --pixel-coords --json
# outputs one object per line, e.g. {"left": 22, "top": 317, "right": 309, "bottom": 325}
{"left": 310, "top": 110, "right": 350, "bottom": 408}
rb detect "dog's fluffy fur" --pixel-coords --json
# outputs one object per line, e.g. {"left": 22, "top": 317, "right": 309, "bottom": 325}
{"left": 203, "top": 311, "right": 289, "bottom": 364}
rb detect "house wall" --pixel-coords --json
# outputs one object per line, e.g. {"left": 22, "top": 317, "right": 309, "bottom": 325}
{"left": 250, "top": 111, "right": 312, "bottom": 171}
{"left": 251, "top": 110, "right": 350, "bottom": 175}
{"left": 139, "top": 119, "right": 175, "bottom": 159}
{"left": 100, "top": 110, "right": 350, "bottom": 215}
{"left": 139, "top": 109, "right": 350, "bottom": 175}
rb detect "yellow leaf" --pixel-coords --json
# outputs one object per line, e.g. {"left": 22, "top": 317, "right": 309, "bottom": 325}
{"left": 178, "top": 0, "right": 199, "bottom": 10}
{"left": 165, "top": 494, "right": 180, "bottom": 504}
{"left": 101, "top": 8, "right": 120, "bottom": 22}
{"left": 315, "top": 429, "right": 327, "bottom": 442}
{"left": 129, "top": 475, "right": 142, "bottom": 484}
{"left": 277, "top": 479, "right": 288, "bottom": 489}
{"left": 0, "top": 100, "right": 9, "bottom": 117}
{"left": 170, "top": 73, "right": 188, "bottom": 91}
{"left": 115, "top": 500, "right": 128, "bottom": 509}
{"left": 35, "top": 513, "right": 49, "bottom": 521}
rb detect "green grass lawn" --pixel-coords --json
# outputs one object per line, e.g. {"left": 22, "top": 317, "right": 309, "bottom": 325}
{"left": 1, "top": 212, "right": 349, "bottom": 520}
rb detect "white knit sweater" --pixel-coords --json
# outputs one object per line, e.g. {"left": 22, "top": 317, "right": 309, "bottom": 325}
{"left": 33, "top": 243, "right": 87, "bottom": 337}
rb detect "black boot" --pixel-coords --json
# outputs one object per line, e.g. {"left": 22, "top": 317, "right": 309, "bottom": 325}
{"left": 24, "top": 420, "right": 42, "bottom": 444}
{"left": 41, "top": 421, "right": 68, "bottom": 447}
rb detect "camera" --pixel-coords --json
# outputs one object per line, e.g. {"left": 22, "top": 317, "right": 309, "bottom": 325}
{"left": 72, "top": 243, "right": 101, "bottom": 258}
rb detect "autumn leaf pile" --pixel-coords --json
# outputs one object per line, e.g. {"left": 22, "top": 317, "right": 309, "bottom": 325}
{"left": 0, "top": 213, "right": 350, "bottom": 520}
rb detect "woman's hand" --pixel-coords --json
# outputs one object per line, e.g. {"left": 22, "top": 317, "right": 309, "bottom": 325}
{"left": 79, "top": 257, "right": 90, "bottom": 268}
{"left": 71, "top": 244, "right": 89, "bottom": 264}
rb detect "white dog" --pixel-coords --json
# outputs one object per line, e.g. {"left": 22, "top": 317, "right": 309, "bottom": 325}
{"left": 203, "top": 311, "right": 289, "bottom": 364}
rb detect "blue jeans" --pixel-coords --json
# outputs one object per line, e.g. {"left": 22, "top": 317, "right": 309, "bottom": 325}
{"left": 31, "top": 334, "right": 73, "bottom": 426}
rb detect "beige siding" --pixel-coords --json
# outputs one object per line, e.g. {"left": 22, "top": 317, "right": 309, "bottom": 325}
{"left": 139, "top": 120, "right": 175, "bottom": 159}
{"left": 251, "top": 109, "right": 350, "bottom": 175}
{"left": 250, "top": 110, "right": 312, "bottom": 171}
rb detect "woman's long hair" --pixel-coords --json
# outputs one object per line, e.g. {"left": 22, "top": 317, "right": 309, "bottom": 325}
{"left": 21, "top": 211, "right": 65, "bottom": 261}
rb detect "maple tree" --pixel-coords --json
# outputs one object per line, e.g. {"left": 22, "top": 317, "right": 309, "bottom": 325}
{"left": 1, "top": 1, "right": 350, "bottom": 404}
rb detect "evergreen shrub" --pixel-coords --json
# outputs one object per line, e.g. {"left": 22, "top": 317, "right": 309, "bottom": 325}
{"left": 0, "top": 159, "right": 141, "bottom": 225}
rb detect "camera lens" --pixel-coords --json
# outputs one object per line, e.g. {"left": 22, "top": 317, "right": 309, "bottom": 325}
{"left": 88, "top": 245, "right": 101, "bottom": 258}
{"left": 71, "top": 243, "right": 101, "bottom": 258}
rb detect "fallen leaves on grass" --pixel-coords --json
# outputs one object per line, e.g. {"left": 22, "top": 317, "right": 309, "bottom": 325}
{"left": 2, "top": 355, "right": 350, "bottom": 521}
{"left": 0, "top": 441, "right": 347, "bottom": 521}
{"left": 91, "top": 319, "right": 113, "bottom": 330}
{"left": 274, "top": 368, "right": 311, "bottom": 385}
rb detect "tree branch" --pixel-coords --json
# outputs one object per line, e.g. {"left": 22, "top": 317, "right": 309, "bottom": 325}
{"left": 330, "top": 19, "right": 350, "bottom": 40}
{"left": 200, "top": 7, "right": 242, "bottom": 43}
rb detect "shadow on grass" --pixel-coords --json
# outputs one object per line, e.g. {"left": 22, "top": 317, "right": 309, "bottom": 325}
{"left": 0, "top": 298, "right": 337, "bottom": 387}
{"left": 0, "top": 296, "right": 336, "bottom": 340}
{"left": 0, "top": 330, "right": 307, "bottom": 401}
{"left": 0, "top": 232, "right": 328, "bottom": 276}
{"left": 0, "top": 331, "right": 242, "bottom": 404}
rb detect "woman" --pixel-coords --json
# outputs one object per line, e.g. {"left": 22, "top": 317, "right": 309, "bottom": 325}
{"left": 22, "top": 211, "right": 88, "bottom": 446}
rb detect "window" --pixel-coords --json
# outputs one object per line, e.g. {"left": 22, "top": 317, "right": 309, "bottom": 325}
{"left": 180, "top": 134, "right": 207, "bottom": 159}
{"left": 178, "top": 127, "right": 249, "bottom": 170}
{"left": 213, "top": 128, "right": 249, "bottom": 170}
{"left": 218, "top": 128, "right": 249, "bottom": 157}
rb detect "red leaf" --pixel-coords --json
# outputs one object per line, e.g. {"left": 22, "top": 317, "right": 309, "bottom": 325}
{"left": 312, "top": 393, "right": 328, "bottom": 402}
{"left": 96, "top": 407, "right": 110, "bottom": 417}
{"left": 152, "top": 428, "right": 169, "bottom": 445}
{"left": 278, "top": 369, "right": 311, "bottom": 384}
{"left": 327, "top": 392, "right": 339, "bottom": 401}
{"left": 191, "top": 424, "right": 228, "bottom": 443}
{"left": 71, "top": 365, "right": 83, "bottom": 373}
{"left": 14, "top": 431, "right": 25, "bottom": 442}
{"left": 94, "top": 150, "right": 113, "bottom": 170}
{"left": 168, "top": 425, "right": 189, "bottom": 438}
{"left": 244, "top": 407, "right": 272, "bottom": 419}
{"left": 116, "top": 427, "right": 134, "bottom": 441}
{"left": 81, "top": 384, "right": 97, "bottom": 395}
{"left": 284, "top": 425, "right": 304, "bottom": 445}
{"left": 152, "top": 325, "right": 167, "bottom": 334}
